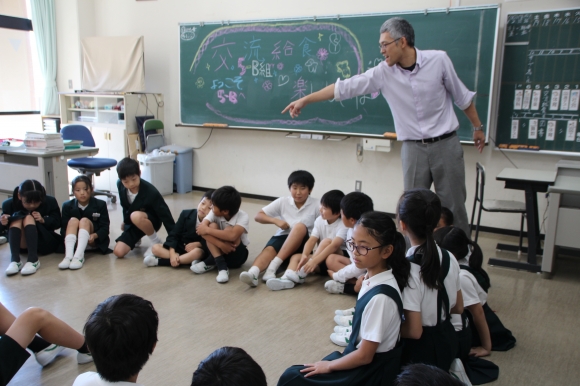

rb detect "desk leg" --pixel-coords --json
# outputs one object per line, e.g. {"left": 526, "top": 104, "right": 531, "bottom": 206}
{"left": 42, "top": 156, "right": 71, "bottom": 206}
{"left": 525, "top": 185, "right": 541, "bottom": 264}
{"left": 542, "top": 192, "right": 560, "bottom": 274}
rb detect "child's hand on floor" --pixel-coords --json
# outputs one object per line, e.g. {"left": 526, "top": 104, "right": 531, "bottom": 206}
{"left": 469, "top": 346, "right": 490, "bottom": 357}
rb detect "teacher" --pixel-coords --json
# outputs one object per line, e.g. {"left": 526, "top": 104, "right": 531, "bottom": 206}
{"left": 283, "top": 17, "right": 484, "bottom": 235}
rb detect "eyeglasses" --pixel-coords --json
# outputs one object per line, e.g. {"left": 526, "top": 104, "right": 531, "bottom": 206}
{"left": 379, "top": 38, "right": 401, "bottom": 50}
{"left": 346, "top": 240, "right": 385, "bottom": 256}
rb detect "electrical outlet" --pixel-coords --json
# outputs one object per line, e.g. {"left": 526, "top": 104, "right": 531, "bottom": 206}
{"left": 68, "top": 79, "right": 73, "bottom": 89}
{"left": 355, "top": 180, "right": 362, "bottom": 192}
{"left": 356, "top": 143, "right": 363, "bottom": 156}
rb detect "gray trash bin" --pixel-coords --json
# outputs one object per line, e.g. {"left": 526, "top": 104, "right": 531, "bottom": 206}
{"left": 160, "top": 145, "right": 193, "bottom": 194}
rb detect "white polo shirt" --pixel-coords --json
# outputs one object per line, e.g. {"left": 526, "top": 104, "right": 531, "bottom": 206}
{"left": 356, "top": 270, "right": 402, "bottom": 353}
{"left": 73, "top": 372, "right": 143, "bottom": 386}
{"left": 403, "top": 245, "right": 461, "bottom": 326}
{"left": 451, "top": 259, "right": 488, "bottom": 331}
{"left": 311, "top": 215, "right": 348, "bottom": 250}
{"left": 262, "top": 196, "right": 319, "bottom": 236}
{"left": 204, "top": 209, "right": 250, "bottom": 246}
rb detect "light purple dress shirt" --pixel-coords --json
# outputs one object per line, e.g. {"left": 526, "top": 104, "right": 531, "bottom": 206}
{"left": 334, "top": 48, "right": 476, "bottom": 141}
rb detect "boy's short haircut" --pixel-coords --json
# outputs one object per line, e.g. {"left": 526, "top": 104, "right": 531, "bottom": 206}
{"left": 440, "top": 207, "right": 454, "bottom": 227}
{"left": 116, "top": 157, "right": 141, "bottom": 180}
{"left": 340, "top": 192, "right": 374, "bottom": 220}
{"left": 287, "top": 170, "right": 315, "bottom": 190}
{"left": 191, "top": 346, "right": 267, "bottom": 386}
{"left": 202, "top": 189, "right": 214, "bottom": 202}
{"left": 320, "top": 189, "right": 345, "bottom": 215}
{"left": 211, "top": 186, "right": 241, "bottom": 216}
{"left": 395, "top": 363, "right": 464, "bottom": 386}
{"left": 84, "top": 294, "right": 158, "bottom": 383}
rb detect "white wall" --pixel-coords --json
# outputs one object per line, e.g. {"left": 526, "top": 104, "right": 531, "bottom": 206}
{"left": 55, "top": 0, "right": 580, "bottom": 230}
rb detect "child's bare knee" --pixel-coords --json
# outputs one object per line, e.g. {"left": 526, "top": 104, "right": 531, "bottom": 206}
{"left": 79, "top": 218, "right": 91, "bottom": 228}
{"left": 130, "top": 211, "right": 147, "bottom": 223}
{"left": 151, "top": 244, "right": 163, "bottom": 255}
{"left": 113, "top": 245, "right": 127, "bottom": 258}
{"left": 68, "top": 217, "right": 80, "bottom": 226}
{"left": 21, "top": 307, "right": 48, "bottom": 324}
{"left": 23, "top": 215, "right": 36, "bottom": 226}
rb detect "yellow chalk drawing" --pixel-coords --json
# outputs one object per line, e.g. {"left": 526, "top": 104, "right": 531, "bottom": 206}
{"left": 336, "top": 60, "right": 351, "bottom": 78}
{"left": 318, "top": 33, "right": 323, "bottom": 41}
{"left": 206, "top": 63, "right": 210, "bottom": 71}
{"left": 195, "top": 77, "right": 205, "bottom": 88}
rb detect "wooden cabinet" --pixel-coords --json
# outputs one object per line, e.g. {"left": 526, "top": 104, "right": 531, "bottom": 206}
{"left": 59, "top": 93, "right": 163, "bottom": 193}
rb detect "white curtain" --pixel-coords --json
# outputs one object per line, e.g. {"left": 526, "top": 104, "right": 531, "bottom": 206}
{"left": 30, "top": 0, "right": 58, "bottom": 115}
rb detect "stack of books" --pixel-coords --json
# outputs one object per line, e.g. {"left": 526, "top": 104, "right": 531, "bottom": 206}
{"left": 63, "top": 139, "right": 83, "bottom": 149}
{"left": 24, "top": 132, "right": 64, "bottom": 151}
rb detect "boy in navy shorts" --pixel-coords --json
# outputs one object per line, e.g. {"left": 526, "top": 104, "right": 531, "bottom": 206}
{"left": 192, "top": 186, "right": 250, "bottom": 283}
{"left": 239, "top": 170, "right": 319, "bottom": 287}
{"left": 113, "top": 157, "right": 175, "bottom": 259}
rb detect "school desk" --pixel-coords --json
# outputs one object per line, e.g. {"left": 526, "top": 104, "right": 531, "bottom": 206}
{"left": 0, "top": 146, "right": 99, "bottom": 206}
{"left": 488, "top": 168, "right": 557, "bottom": 273}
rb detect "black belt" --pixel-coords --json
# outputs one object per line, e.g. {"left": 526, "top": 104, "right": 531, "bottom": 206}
{"left": 412, "top": 131, "right": 456, "bottom": 144}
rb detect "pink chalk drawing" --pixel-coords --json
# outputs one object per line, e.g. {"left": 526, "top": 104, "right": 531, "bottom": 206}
{"left": 263, "top": 80, "right": 273, "bottom": 91}
{"left": 277, "top": 62, "right": 284, "bottom": 70}
{"left": 238, "top": 58, "right": 246, "bottom": 76}
{"left": 317, "top": 48, "right": 329, "bottom": 61}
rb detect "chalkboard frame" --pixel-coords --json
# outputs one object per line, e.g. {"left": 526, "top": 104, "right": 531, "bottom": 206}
{"left": 494, "top": 7, "right": 580, "bottom": 156}
{"left": 178, "top": 5, "right": 500, "bottom": 142}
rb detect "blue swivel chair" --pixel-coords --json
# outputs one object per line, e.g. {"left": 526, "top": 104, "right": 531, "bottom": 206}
{"left": 61, "top": 125, "right": 118, "bottom": 203}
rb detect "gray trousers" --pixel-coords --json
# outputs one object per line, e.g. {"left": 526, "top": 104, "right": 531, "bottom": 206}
{"left": 401, "top": 134, "right": 469, "bottom": 235}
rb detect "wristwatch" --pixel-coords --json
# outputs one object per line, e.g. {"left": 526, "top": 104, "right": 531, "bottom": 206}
{"left": 473, "top": 124, "right": 484, "bottom": 132}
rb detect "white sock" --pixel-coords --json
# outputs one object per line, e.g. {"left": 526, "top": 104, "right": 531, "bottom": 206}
{"left": 248, "top": 266, "right": 260, "bottom": 277}
{"left": 148, "top": 231, "right": 162, "bottom": 245}
{"left": 298, "top": 267, "right": 308, "bottom": 277}
{"left": 64, "top": 234, "right": 77, "bottom": 259}
{"left": 268, "top": 256, "right": 283, "bottom": 272}
{"left": 74, "top": 229, "right": 90, "bottom": 259}
{"left": 284, "top": 269, "right": 294, "bottom": 278}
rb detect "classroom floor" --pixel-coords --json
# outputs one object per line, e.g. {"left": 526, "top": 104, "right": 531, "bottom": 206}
{"left": 1, "top": 191, "right": 579, "bottom": 386}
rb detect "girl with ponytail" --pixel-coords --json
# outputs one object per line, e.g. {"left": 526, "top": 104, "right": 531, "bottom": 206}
{"left": 0, "top": 180, "right": 62, "bottom": 276}
{"left": 278, "top": 211, "right": 410, "bottom": 386}
{"left": 397, "top": 188, "right": 463, "bottom": 372}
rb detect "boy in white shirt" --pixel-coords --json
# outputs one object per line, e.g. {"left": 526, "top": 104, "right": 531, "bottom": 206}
{"left": 239, "top": 170, "right": 319, "bottom": 287}
{"left": 266, "top": 189, "right": 347, "bottom": 290}
{"left": 192, "top": 186, "right": 250, "bottom": 283}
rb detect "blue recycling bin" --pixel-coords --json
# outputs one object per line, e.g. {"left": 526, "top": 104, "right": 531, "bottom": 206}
{"left": 160, "top": 145, "right": 193, "bottom": 194}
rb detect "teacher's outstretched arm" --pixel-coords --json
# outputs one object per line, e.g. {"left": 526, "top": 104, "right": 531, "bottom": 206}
{"left": 463, "top": 101, "right": 485, "bottom": 153}
{"left": 282, "top": 84, "right": 335, "bottom": 118}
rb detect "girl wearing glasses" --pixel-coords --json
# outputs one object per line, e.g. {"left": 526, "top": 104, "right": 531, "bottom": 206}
{"left": 397, "top": 189, "right": 464, "bottom": 372}
{"left": 278, "top": 211, "right": 410, "bottom": 386}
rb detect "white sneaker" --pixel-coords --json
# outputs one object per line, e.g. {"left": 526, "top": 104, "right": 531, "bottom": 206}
{"left": 450, "top": 358, "right": 472, "bottom": 385}
{"left": 334, "top": 314, "right": 353, "bottom": 327}
{"left": 6, "top": 261, "right": 22, "bottom": 276}
{"left": 262, "top": 268, "right": 277, "bottom": 282}
{"left": 266, "top": 278, "right": 295, "bottom": 291}
{"left": 325, "top": 280, "right": 345, "bottom": 294}
{"left": 77, "top": 352, "right": 93, "bottom": 364}
{"left": 191, "top": 261, "right": 215, "bottom": 274}
{"left": 58, "top": 257, "right": 72, "bottom": 269}
{"left": 216, "top": 270, "right": 229, "bottom": 283}
{"left": 285, "top": 270, "right": 305, "bottom": 284}
{"left": 0, "top": 236, "right": 7, "bottom": 245}
{"left": 35, "top": 344, "right": 65, "bottom": 366}
{"left": 335, "top": 307, "right": 355, "bottom": 316}
{"left": 330, "top": 332, "right": 351, "bottom": 347}
{"left": 239, "top": 271, "right": 258, "bottom": 287}
{"left": 334, "top": 325, "right": 352, "bottom": 334}
{"left": 21, "top": 261, "right": 40, "bottom": 276}
{"left": 143, "top": 255, "right": 158, "bottom": 267}
{"left": 69, "top": 257, "right": 84, "bottom": 270}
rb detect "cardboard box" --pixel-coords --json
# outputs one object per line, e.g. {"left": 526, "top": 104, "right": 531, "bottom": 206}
{"left": 127, "top": 133, "right": 142, "bottom": 160}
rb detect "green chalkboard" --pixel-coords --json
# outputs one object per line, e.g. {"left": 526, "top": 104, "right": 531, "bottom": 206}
{"left": 179, "top": 6, "right": 498, "bottom": 140}
{"left": 496, "top": 8, "right": 580, "bottom": 154}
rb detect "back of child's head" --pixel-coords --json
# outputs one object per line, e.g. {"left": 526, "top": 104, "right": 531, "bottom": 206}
{"left": 191, "top": 346, "right": 267, "bottom": 386}
{"left": 395, "top": 363, "right": 465, "bottom": 386}
{"left": 357, "top": 211, "right": 410, "bottom": 291}
{"left": 287, "top": 170, "right": 315, "bottom": 191}
{"left": 320, "top": 189, "right": 345, "bottom": 215}
{"left": 116, "top": 157, "right": 141, "bottom": 180}
{"left": 340, "top": 192, "right": 374, "bottom": 220}
{"left": 397, "top": 188, "right": 442, "bottom": 290}
{"left": 434, "top": 226, "right": 490, "bottom": 290}
{"left": 211, "top": 186, "right": 241, "bottom": 216}
{"left": 440, "top": 207, "right": 454, "bottom": 227}
{"left": 71, "top": 175, "right": 94, "bottom": 195}
{"left": 202, "top": 189, "right": 214, "bottom": 202}
{"left": 13, "top": 179, "right": 46, "bottom": 206}
{"left": 84, "top": 294, "right": 158, "bottom": 383}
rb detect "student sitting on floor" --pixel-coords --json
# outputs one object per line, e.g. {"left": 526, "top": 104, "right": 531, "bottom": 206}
{"left": 435, "top": 206, "right": 454, "bottom": 231}
{"left": 191, "top": 346, "right": 267, "bottom": 386}
{"left": 73, "top": 294, "right": 158, "bottom": 386}
{"left": 266, "top": 189, "right": 347, "bottom": 291}
{"left": 59, "top": 175, "right": 111, "bottom": 270}
{"left": 278, "top": 212, "right": 410, "bottom": 386}
{"left": 144, "top": 190, "right": 213, "bottom": 268}
{"left": 0, "top": 301, "right": 92, "bottom": 386}
{"left": 394, "top": 364, "right": 465, "bottom": 386}
{"left": 113, "top": 157, "right": 175, "bottom": 259}
{"left": 192, "top": 186, "right": 250, "bottom": 283}
{"left": 239, "top": 170, "right": 319, "bottom": 287}
{"left": 1, "top": 180, "right": 63, "bottom": 276}
{"left": 324, "top": 192, "right": 374, "bottom": 295}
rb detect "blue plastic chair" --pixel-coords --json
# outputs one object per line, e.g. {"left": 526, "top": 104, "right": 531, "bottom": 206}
{"left": 61, "top": 125, "right": 118, "bottom": 203}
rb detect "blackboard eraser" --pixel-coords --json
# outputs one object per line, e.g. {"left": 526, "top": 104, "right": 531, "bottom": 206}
{"left": 202, "top": 123, "right": 228, "bottom": 128}
{"left": 383, "top": 132, "right": 397, "bottom": 140}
